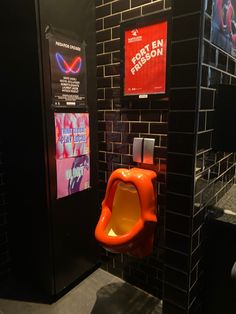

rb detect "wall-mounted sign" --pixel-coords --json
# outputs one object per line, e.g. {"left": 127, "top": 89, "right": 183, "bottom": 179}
{"left": 56, "top": 155, "right": 90, "bottom": 199}
{"left": 121, "top": 14, "right": 169, "bottom": 99}
{"left": 54, "top": 113, "right": 90, "bottom": 198}
{"left": 124, "top": 22, "right": 167, "bottom": 96}
{"left": 211, "top": 0, "right": 236, "bottom": 57}
{"left": 55, "top": 112, "right": 89, "bottom": 159}
{"left": 48, "top": 30, "right": 87, "bottom": 108}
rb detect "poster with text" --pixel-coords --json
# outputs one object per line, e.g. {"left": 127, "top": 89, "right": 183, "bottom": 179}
{"left": 55, "top": 113, "right": 89, "bottom": 160}
{"left": 211, "top": 0, "right": 236, "bottom": 57}
{"left": 56, "top": 155, "right": 90, "bottom": 199}
{"left": 124, "top": 21, "right": 168, "bottom": 96}
{"left": 48, "top": 32, "right": 87, "bottom": 108}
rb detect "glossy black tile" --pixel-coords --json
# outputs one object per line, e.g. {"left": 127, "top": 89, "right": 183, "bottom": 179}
{"left": 141, "top": 111, "right": 161, "bottom": 122}
{"left": 167, "top": 192, "right": 193, "bottom": 216}
{"left": 172, "top": 0, "right": 201, "bottom": 16}
{"left": 169, "top": 112, "right": 196, "bottom": 133}
{"left": 200, "top": 88, "right": 215, "bottom": 110}
{"left": 130, "top": 122, "right": 148, "bottom": 133}
{"left": 104, "top": 13, "right": 121, "bottom": 28}
{"left": 166, "top": 231, "right": 191, "bottom": 254}
{"left": 167, "top": 174, "right": 193, "bottom": 196}
{"left": 164, "top": 283, "right": 189, "bottom": 309}
{"left": 150, "top": 123, "right": 168, "bottom": 134}
{"left": 172, "top": 40, "right": 199, "bottom": 65}
{"left": 105, "top": 132, "right": 121, "bottom": 143}
{"left": 217, "top": 51, "right": 227, "bottom": 71}
{"left": 204, "top": 15, "right": 211, "bottom": 40}
{"left": 96, "top": 4, "right": 111, "bottom": 19}
{"left": 228, "top": 58, "right": 236, "bottom": 75}
{"left": 166, "top": 212, "right": 191, "bottom": 235}
{"left": 112, "top": 0, "right": 130, "bottom": 13}
{"left": 105, "top": 64, "right": 120, "bottom": 76}
{"left": 97, "top": 53, "right": 112, "bottom": 66}
{"left": 122, "top": 7, "right": 141, "bottom": 21}
{"left": 171, "top": 64, "right": 198, "bottom": 88}
{"left": 97, "top": 29, "right": 111, "bottom": 42}
{"left": 104, "top": 39, "right": 120, "bottom": 52}
{"left": 113, "top": 143, "right": 129, "bottom": 154}
{"left": 168, "top": 154, "right": 194, "bottom": 176}
{"left": 97, "top": 77, "right": 112, "bottom": 88}
{"left": 165, "top": 249, "right": 189, "bottom": 273}
{"left": 142, "top": 1, "right": 164, "bottom": 14}
{"left": 131, "top": 0, "right": 150, "bottom": 8}
{"left": 165, "top": 266, "right": 189, "bottom": 290}
{"left": 197, "top": 131, "right": 212, "bottom": 152}
{"left": 170, "top": 88, "right": 197, "bottom": 111}
{"left": 172, "top": 14, "right": 200, "bottom": 41}
{"left": 198, "top": 112, "right": 206, "bottom": 132}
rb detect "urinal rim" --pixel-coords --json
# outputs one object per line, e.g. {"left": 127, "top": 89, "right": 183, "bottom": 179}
{"left": 95, "top": 214, "right": 145, "bottom": 246}
{"left": 103, "top": 169, "right": 157, "bottom": 223}
{"left": 96, "top": 168, "right": 157, "bottom": 246}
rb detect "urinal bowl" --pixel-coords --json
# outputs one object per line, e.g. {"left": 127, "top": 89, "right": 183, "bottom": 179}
{"left": 95, "top": 168, "right": 157, "bottom": 258}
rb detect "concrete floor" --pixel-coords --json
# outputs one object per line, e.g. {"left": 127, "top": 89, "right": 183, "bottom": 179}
{"left": 0, "top": 269, "right": 162, "bottom": 314}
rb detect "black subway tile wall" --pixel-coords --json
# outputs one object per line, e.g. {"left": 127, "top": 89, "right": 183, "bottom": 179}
{"left": 96, "top": 0, "right": 171, "bottom": 300}
{"left": 195, "top": 1, "right": 236, "bottom": 214}
{"left": 164, "top": 0, "right": 203, "bottom": 313}
{"left": 97, "top": 1, "right": 236, "bottom": 313}
{"left": 165, "top": 1, "right": 236, "bottom": 313}
{"left": 193, "top": 2, "right": 236, "bottom": 312}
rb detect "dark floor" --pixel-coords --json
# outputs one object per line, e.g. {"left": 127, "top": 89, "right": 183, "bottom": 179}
{"left": 0, "top": 269, "right": 162, "bottom": 314}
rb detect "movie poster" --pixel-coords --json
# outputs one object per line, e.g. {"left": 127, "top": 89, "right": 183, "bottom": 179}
{"left": 54, "top": 113, "right": 90, "bottom": 198}
{"left": 56, "top": 155, "right": 90, "bottom": 199}
{"left": 124, "top": 21, "right": 168, "bottom": 96}
{"left": 211, "top": 0, "right": 236, "bottom": 57}
{"left": 48, "top": 32, "right": 87, "bottom": 108}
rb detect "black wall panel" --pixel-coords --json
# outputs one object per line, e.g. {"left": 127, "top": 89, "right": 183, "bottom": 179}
{"left": 2, "top": 0, "right": 100, "bottom": 296}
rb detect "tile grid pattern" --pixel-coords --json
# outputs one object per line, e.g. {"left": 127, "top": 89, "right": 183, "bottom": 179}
{"left": 196, "top": 0, "right": 236, "bottom": 210}
{"left": 165, "top": 1, "right": 236, "bottom": 313}
{"left": 0, "top": 139, "right": 10, "bottom": 282}
{"left": 193, "top": 0, "right": 236, "bottom": 312}
{"left": 164, "top": 1, "right": 204, "bottom": 313}
{"left": 96, "top": 0, "right": 170, "bottom": 299}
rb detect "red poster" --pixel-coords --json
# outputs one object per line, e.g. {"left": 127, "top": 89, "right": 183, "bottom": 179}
{"left": 124, "top": 21, "right": 167, "bottom": 96}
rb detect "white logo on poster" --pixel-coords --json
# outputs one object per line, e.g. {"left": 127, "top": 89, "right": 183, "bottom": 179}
{"left": 128, "top": 29, "right": 142, "bottom": 43}
{"left": 131, "top": 29, "right": 139, "bottom": 36}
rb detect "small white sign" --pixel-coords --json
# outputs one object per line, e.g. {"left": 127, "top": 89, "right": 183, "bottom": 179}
{"left": 139, "top": 94, "right": 148, "bottom": 99}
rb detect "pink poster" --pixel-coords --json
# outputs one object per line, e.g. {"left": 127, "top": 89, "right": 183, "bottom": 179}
{"left": 55, "top": 113, "right": 89, "bottom": 159}
{"left": 56, "top": 155, "right": 90, "bottom": 199}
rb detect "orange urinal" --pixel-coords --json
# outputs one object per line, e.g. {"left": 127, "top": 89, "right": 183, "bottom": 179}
{"left": 95, "top": 168, "right": 157, "bottom": 258}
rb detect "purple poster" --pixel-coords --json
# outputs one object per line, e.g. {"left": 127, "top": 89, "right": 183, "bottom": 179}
{"left": 56, "top": 155, "right": 90, "bottom": 199}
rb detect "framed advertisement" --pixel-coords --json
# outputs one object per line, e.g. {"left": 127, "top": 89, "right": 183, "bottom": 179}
{"left": 54, "top": 112, "right": 90, "bottom": 199}
{"left": 120, "top": 11, "right": 171, "bottom": 101}
{"left": 47, "top": 28, "right": 87, "bottom": 108}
